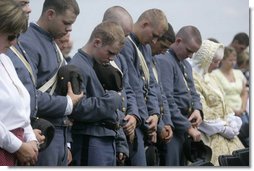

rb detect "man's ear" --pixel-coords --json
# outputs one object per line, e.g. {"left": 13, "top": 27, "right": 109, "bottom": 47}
{"left": 46, "top": 9, "right": 56, "bottom": 20}
{"left": 141, "top": 19, "right": 150, "bottom": 29}
{"left": 93, "top": 38, "right": 102, "bottom": 48}
{"left": 175, "top": 37, "right": 182, "bottom": 45}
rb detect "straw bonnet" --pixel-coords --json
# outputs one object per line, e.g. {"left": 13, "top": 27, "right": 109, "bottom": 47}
{"left": 192, "top": 40, "right": 224, "bottom": 69}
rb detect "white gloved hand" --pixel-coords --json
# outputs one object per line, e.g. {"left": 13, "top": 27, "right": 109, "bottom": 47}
{"left": 226, "top": 115, "right": 242, "bottom": 135}
{"left": 198, "top": 119, "right": 225, "bottom": 136}
{"left": 219, "top": 126, "right": 236, "bottom": 139}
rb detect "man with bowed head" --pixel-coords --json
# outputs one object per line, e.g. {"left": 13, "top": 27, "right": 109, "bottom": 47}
{"left": 102, "top": 6, "right": 140, "bottom": 165}
{"left": 156, "top": 25, "right": 203, "bottom": 166}
{"left": 70, "top": 21, "right": 127, "bottom": 166}
{"left": 17, "top": 0, "right": 83, "bottom": 166}
{"left": 120, "top": 8, "right": 168, "bottom": 165}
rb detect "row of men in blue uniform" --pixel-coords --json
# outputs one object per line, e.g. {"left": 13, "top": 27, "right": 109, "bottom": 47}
{"left": 7, "top": 0, "right": 203, "bottom": 166}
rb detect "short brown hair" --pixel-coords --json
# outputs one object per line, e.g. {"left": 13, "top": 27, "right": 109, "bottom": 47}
{"left": 232, "top": 32, "right": 249, "bottom": 46}
{"left": 158, "top": 23, "right": 175, "bottom": 43}
{"left": 42, "top": 0, "right": 80, "bottom": 15}
{"left": 177, "top": 25, "right": 202, "bottom": 45}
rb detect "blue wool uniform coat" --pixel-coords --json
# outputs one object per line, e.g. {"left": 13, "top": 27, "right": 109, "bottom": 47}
{"left": 6, "top": 43, "right": 38, "bottom": 118}
{"left": 150, "top": 56, "right": 174, "bottom": 133}
{"left": 70, "top": 49, "right": 126, "bottom": 135}
{"left": 120, "top": 33, "right": 160, "bottom": 126}
{"left": 119, "top": 33, "right": 160, "bottom": 166}
{"left": 18, "top": 23, "right": 70, "bottom": 166}
{"left": 114, "top": 54, "right": 141, "bottom": 159}
{"left": 156, "top": 49, "right": 203, "bottom": 166}
{"left": 70, "top": 49, "right": 128, "bottom": 166}
{"left": 157, "top": 50, "right": 202, "bottom": 132}
{"left": 19, "top": 23, "right": 68, "bottom": 123}
{"left": 114, "top": 54, "right": 140, "bottom": 121}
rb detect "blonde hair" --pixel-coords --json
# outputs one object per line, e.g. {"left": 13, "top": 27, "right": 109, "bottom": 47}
{"left": 89, "top": 21, "right": 125, "bottom": 48}
{"left": 137, "top": 9, "right": 168, "bottom": 33}
{"left": 237, "top": 50, "right": 249, "bottom": 67}
{"left": 223, "top": 46, "right": 236, "bottom": 60}
{"left": 0, "top": 0, "right": 27, "bottom": 34}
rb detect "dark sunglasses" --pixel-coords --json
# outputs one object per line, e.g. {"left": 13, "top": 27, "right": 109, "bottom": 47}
{"left": 7, "top": 34, "right": 20, "bottom": 41}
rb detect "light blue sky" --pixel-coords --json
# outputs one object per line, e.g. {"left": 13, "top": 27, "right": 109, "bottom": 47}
{"left": 29, "top": 0, "right": 249, "bottom": 56}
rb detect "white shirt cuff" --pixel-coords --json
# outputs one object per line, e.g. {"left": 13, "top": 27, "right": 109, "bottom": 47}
{"left": 65, "top": 95, "right": 73, "bottom": 115}
{"left": 5, "top": 132, "right": 22, "bottom": 153}
{"left": 67, "top": 142, "right": 71, "bottom": 149}
{"left": 24, "top": 124, "right": 38, "bottom": 142}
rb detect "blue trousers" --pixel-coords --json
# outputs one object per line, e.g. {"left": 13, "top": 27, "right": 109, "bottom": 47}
{"left": 36, "top": 127, "right": 68, "bottom": 166}
{"left": 71, "top": 135, "right": 116, "bottom": 166}
{"left": 127, "top": 127, "right": 147, "bottom": 166}
{"left": 238, "top": 113, "right": 249, "bottom": 147}
{"left": 159, "top": 133, "right": 185, "bottom": 166}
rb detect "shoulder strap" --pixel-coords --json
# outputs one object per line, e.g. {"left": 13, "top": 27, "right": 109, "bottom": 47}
{"left": 152, "top": 60, "right": 158, "bottom": 83}
{"left": 38, "top": 72, "right": 58, "bottom": 94}
{"left": 127, "top": 36, "right": 150, "bottom": 84}
{"left": 10, "top": 46, "right": 36, "bottom": 85}
{"left": 178, "top": 61, "right": 190, "bottom": 91}
{"left": 38, "top": 42, "right": 65, "bottom": 95}
{"left": 109, "top": 60, "right": 123, "bottom": 76}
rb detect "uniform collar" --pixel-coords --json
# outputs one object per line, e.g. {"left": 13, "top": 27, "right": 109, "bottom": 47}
{"left": 129, "top": 32, "right": 141, "bottom": 46}
{"left": 78, "top": 48, "right": 94, "bottom": 67}
{"left": 169, "top": 48, "right": 180, "bottom": 62}
{"left": 30, "top": 22, "right": 54, "bottom": 42}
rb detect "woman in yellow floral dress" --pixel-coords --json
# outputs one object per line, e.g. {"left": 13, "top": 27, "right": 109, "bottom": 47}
{"left": 190, "top": 40, "right": 244, "bottom": 166}
{"left": 211, "top": 47, "right": 249, "bottom": 147}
